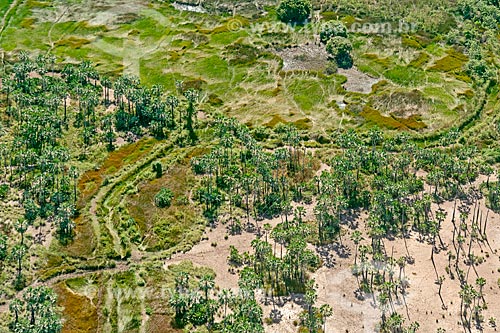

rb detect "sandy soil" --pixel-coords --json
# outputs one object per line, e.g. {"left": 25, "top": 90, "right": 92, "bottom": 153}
{"left": 32, "top": 0, "right": 146, "bottom": 28}
{"left": 276, "top": 44, "right": 329, "bottom": 72}
{"left": 338, "top": 67, "right": 381, "bottom": 94}
{"left": 160, "top": 170, "right": 500, "bottom": 333}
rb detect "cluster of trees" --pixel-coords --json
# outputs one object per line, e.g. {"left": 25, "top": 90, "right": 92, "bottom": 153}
{"left": 457, "top": 0, "right": 500, "bottom": 30}
{"left": 169, "top": 270, "right": 265, "bottom": 332}
{"left": 229, "top": 208, "right": 320, "bottom": 297}
{"left": 187, "top": 112, "right": 499, "bottom": 330}
{"left": 0, "top": 16, "right": 498, "bottom": 330}
{"left": 277, "top": 0, "right": 312, "bottom": 24}
{"left": 9, "top": 286, "right": 62, "bottom": 333}
{"left": 0, "top": 52, "right": 203, "bottom": 291}
{"left": 320, "top": 21, "right": 353, "bottom": 69}
{"left": 1, "top": 53, "right": 82, "bottom": 289}
{"left": 312, "top": 128, "right": 496, "bottom": 332}
{"left": 191, "top": 117, "right": 314, "bottom": 225}
{"left": 447, "top": 1, "right": 499, "bottom": 84}
{"left": 113, "top": 75, "right": 199, "bottom": 144}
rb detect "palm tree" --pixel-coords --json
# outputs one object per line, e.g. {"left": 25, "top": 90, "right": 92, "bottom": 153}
{"left": 9, "top": 298, "right": 24, "bottom": 326}
{"left": 169, "top": 290, "right": 187, "bottom": 319}
{"left": 101, "top": 114, "right": 115, "bottom": 151}
{"left": 175, "top": 271, "right": 190, "bottom": 292}
{"left": 319, "top": 304, "right": 333, "bottom": 332}
{"left": 101, "top": 76, "right": 112, "bottom": 105}
{"left": 199, "top": 274, "right": 215, "bottom": 301}
{"left": 184, "top": 88, "right": 199, "bottom": 142}
{"left": 1, "top": 75, "right": 14, "bottom": 114}
{"left": 476, "top": 277, "right": 486, "bottom": 305}
{"left": 304, "top": 280, "right": 319, "bottom": 332}
{"left": 351, "top": 230, "right": 363, "bottom": 265}
{"left": 218, "top": 289, "right": 233, "bottom": 318}
{"left": 11, "top": 243, "right": 27, "bottom": 288}
{"left": 166, "top": 94, "right": 179, "bottom": 128}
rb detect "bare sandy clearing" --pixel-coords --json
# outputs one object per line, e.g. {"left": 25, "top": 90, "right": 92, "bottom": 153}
{"left": 338, "top": 67, "right": 381, "bottom": 94}
{"left": 276, "top": 44, "right": 329, "bottom": 72}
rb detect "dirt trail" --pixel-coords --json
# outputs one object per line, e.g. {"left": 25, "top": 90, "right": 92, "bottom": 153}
{"left": 0, "top": 262, "right": 129, "bottom": 314}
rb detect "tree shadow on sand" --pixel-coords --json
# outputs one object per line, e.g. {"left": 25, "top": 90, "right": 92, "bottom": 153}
{"left": 315, "top": 242, "right": 351, "bottom": 268}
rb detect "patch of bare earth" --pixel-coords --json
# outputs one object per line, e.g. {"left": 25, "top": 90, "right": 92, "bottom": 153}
{"left": 338, "top": 67, "right": 381, "bottom": 94}
{"left": 276, "top": 44, "right": 329, "bottom": 72}
{"left": 32, "top": 0, "right": 147, "bottom": 27}
{"left": 164, "top": 174, "right": 500, "bottom": 333}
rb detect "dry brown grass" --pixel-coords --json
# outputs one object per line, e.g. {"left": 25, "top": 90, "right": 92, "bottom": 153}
{"left": 64, "top": 214, "right": 97, "bottom": 257}
{"left": 54, "top": 282, "right": 98, "bottom": 333}
{"left": 146, "top": 315, "right": 181, "bottom": 333}
{"left": 77, "top": 138, "right": 157, "bottom": 209}
{"left": 126, "top": 149, "right": 206, "bottom": 251}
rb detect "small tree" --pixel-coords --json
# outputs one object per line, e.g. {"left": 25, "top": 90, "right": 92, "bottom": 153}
{"left": 0, "top": 184, "right": 8, "bottom": 199}
{"left": 320, "top": 21, "right": 348, "bottom": 44}
{"left": 326, "top": 36, "right": 353, "bottom": 69}
{"left": 0, "top": 233, "right": 7, "bottom": 262}
{"left": 152, "top": 162, "right": 163, "bottom": 178}
{"left": 155, "top": 188, "right": 174, "bottom": 208}
{"left": 277, "top": 0, "right": 311, "bottom": 24}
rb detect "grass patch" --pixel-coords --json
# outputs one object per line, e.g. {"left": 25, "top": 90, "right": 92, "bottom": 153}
{"left": 293, "top": 117, "right": 312, "bottom": 130}
{"left": 64, "top": 214, "right": 97, "bottom": 257}
{"left": 55, "top": 36, "right": 92, "bottom": 49}
{"left": 429, "top": 48, "right": 468, "bottom": 72}
{"left": 359, "top": 106, "right": 407, "bottom": 130}
{"left": 223, "top": 42, "right": 259, "bottom": 65}
{"left": 286, "top": 78, "right": 325, "bottom": 111}
{"left": 192, "top": 55, "right": 231, "bottom": 81}
{"left": 54, "top": 282, "right": 98, "bottom": 333}
{"left": 409, "top": 52, "right": 430, "bottom": 68}
{"left": 265, "top": 114, "right": 287, "bottom": 128}
{"left": 401, "top": 35, "right": 422, "bottom": 49}
{"left": 20, "top": 17, "right": 35, "bottom": 29}
{"left": 357, "top": 53, "right": 395, "bottom": 75}
{"left": 384, "top": 66, "right": 426, "bottom": 87}
{"left": 126, "top": 152, "right": 204, "bottom": 251}
{"left": 210, "top": 30, "right": 248, "bottom": 45}
{"left": 77, "top": 137, "right": 157, "bottom": 209}
{"left": 393, "top": 114, "right": 427, "bottom": 130}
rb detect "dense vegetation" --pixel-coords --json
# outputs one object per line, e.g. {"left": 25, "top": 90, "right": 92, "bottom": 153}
{"left": 0, "top": 0, "right": 500, "bottom": 332}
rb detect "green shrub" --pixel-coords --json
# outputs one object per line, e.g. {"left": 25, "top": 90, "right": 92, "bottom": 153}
{"left": 152, "top": 162, "right": 162, "bottom": 178}
{"left": 228, "top": 245, "right": 243, "bottom": 266}
{"left": 155, "top": 188, "right": 174, "bottom": 208}
{"left": 326, "top": 36, "right": 353, "bottom": 69}
{"left": 277, "top": 0, "right": 311, "bottom": 24}
{"left": 0, "top": 184, "right": 8, "bottom": 199}
{"left": 320, "top": 21, "right": 348, "bottom": 44}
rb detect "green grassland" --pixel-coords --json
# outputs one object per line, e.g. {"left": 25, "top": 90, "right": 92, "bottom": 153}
{"left": 0, "top": 0, "right": 475, "bottom": 135}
